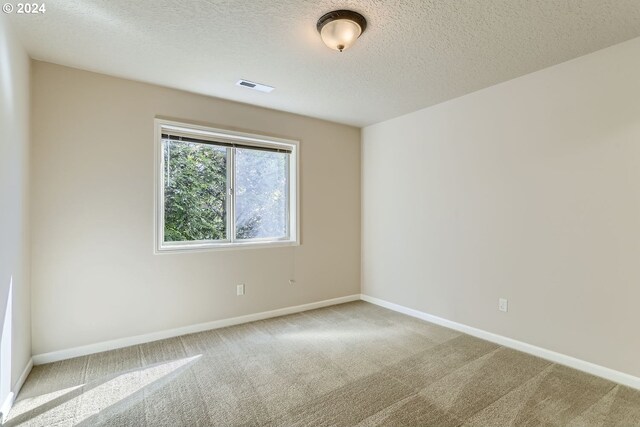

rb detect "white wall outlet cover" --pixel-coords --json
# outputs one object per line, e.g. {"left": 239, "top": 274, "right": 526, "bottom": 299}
{"left": 498, "top": 298, "right": 508, "bottom": 312}
{"left": 237, "top": 284, "right": 245, "bottom": 296}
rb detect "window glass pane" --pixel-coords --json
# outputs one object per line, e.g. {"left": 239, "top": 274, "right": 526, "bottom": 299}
{"left": 235, "top": 148, "right": 288, "bottom": 240}
{"left": 163, "top": 139, "right": 227, "bottom": 242}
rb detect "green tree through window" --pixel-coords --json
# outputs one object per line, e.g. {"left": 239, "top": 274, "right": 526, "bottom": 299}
{"left": 163, "top": 141, "right": 227, "bottom": 241}
{"left": 161, "top": 136, "right": 291, "bottom": 246}
{"left": 235, "top": 148, "right": 288, "bottom": 240}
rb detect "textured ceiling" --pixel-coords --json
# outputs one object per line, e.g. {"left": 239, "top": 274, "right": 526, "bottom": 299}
{"left": 8, "top": 0, "right": 640, "bottom": 126}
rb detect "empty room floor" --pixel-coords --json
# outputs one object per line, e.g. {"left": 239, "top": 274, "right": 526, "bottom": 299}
{"left": 7, "top": 302, "right": 640, "bottom": 426}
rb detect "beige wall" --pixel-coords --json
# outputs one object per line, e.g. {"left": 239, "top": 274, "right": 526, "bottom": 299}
{"left": 31, "top": 61, "right": 361, "bottom": 355}
{"left": 0, "top": 15, "right": 31, "bottom": 401}
{"left": 362, "top": 37, "right": 640, "bottom": 377}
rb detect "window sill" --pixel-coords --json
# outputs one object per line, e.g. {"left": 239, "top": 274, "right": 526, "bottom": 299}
{"left": 155, "top": 240, "right": 299, "bottom": 254}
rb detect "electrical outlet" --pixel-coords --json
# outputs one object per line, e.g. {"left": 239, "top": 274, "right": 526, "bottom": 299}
{"left": 289, "top": 279, "right": 296, "bottom": 285}
{"left": 498, "top": 298, "right": 508, "bottom": 312}
{"left": 237, "top": 284, "right": 245, "bottom": 296}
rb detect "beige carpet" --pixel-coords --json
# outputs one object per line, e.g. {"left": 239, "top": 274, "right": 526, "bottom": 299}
{"left": 7, "top": 301, "right": 640, "bottom": 426}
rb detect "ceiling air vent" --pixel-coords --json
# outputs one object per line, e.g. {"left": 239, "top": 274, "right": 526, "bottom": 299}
{"left": 236, "top": 79, "right": 274, "bottom": 93}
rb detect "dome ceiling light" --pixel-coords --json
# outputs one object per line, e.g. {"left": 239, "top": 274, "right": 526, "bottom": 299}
{"left": 317, "top": 10, "right": 367, "bottom": 52}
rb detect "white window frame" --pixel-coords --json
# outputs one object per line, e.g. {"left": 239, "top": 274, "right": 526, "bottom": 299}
{"left": 154, "top": 118, "right": 300, "bottom": 253}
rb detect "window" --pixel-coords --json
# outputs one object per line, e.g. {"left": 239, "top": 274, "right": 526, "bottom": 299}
{"left": 155, "top": 119, "right": 299, "bottom": 252}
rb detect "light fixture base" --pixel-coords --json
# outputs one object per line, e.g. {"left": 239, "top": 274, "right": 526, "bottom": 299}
{"left": 316, "top": 10, "right": 367, "bottom": 34}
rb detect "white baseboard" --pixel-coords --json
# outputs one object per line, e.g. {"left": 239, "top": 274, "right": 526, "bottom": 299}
{"left": 31, "top": 293, "right": 639, "bottom": 391}
{"left": 360, "top": 294, "right": 640, "bottom": 391}
{"left": 0, "top": 392, "right": 13, "bottom": 423}
{"left": 0, "top": 357, "right": 33, "bottom": 422}
{"left": 15, "top": 358, "right": 32, "bottom": 397}
{"left": 32, "top": 294, "right": 361, "bottom": 365}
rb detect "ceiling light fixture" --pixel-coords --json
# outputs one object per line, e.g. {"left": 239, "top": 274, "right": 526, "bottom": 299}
{"left": 317, "top": 10, "right": 367, "bottom": 52}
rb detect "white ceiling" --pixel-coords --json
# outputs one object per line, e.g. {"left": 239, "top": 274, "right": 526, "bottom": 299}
{"left": 8, "top": 0, "right": 640, "bottom": 127}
